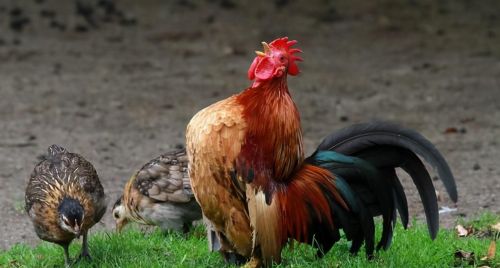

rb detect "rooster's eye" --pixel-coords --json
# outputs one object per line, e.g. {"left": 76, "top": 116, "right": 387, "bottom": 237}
{"left": 114, "top": 212, "right": 119, "bottom": 219}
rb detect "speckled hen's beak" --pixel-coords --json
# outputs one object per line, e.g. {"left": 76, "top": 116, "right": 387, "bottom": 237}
{"left": 116, "top": 220, "right": 127, "bottom": 233}
{"left": 116, "top": 222, "right": 123, "bottom": 233}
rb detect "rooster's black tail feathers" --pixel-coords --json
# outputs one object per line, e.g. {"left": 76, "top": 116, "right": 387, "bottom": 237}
{"left": 307, "top": 121, "right": 457, "bottom": 257}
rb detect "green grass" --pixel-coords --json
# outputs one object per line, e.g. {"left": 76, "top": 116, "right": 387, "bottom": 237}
{"left": 1, "top": 214, "right": 498, "bottom": 268}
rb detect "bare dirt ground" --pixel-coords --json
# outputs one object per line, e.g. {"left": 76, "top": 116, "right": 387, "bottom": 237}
{"left": 0, "top": 0, "right": 499, "bottom": 250}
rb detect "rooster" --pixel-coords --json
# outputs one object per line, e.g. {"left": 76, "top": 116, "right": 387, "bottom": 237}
{"left": 186, "top": 37, "right": 457, "bottom": 267}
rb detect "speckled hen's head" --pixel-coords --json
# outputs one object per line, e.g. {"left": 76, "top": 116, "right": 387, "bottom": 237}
{"left": 247, "top": 37, "right": 303, "bottom": 87}
{"left": 112, "top": 195, "right": 129, "bottom": 232}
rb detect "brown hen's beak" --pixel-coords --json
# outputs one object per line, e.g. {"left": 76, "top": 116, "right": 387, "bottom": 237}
{"left": 74, "top": 225, "right": 81, "bottom": 238}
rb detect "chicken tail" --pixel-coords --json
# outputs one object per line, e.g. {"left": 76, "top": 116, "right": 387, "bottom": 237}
{"left": 306, "top": 121, "right": 457, "bottom": 255}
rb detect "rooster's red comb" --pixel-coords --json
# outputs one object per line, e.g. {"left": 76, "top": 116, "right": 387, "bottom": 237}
{"left": 248, "top": 37, "right": 303, "bottom": 81}
{"left": 269, "top": 37, "right": 303, "bottom": 75}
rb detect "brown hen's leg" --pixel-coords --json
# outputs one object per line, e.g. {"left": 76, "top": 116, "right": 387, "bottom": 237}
{"left": 61, "top": 243, "right": 71, "bottom": 267}
{"left": 78, "top": 231, "right": 91, "bottom": 260}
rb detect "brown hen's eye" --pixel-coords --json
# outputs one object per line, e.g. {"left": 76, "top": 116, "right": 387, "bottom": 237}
{"left": 114, "top": 212, "right": 119, "bottom": 219}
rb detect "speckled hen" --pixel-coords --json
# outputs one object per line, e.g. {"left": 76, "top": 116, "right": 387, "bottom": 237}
{"left": 112, "top": 149, "right": 202, "bottom": 233}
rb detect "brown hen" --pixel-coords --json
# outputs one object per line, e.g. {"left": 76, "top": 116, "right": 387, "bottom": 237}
{"left": 25, "top": 144, "right": 107, "bottom": 266}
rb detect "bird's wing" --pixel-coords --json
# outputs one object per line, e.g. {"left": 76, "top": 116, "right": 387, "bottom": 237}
{"left": 186, "top": 97, "right": 248, "bottom": 202}
{"left": 25, "top": 145, "right": 69, "bottom": 213}
{"left": 186, "top": 97, "right": 253, "bottom": 256}
{"left": 133, "top": 149, "right": 193, "bottom": 203}
{"left": 72, "top": 154, "right": 104, "bottom": 197}
{"left": 25, "top": 166, "right": 50, "bottom": 215}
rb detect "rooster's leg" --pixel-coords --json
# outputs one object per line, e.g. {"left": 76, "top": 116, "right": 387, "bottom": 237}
{"left": 217, "top": 230, "right": 248, "bottom": 265}
{"left": 243, "top": 256, "right": 263, "bottom": 268}
{"left": 221, "top": 250, "right": 247, "bottom": 265}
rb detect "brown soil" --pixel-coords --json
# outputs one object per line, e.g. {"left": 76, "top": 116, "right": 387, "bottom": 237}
{"left": 0, "top": 0, "right": 499, "bottom": 250}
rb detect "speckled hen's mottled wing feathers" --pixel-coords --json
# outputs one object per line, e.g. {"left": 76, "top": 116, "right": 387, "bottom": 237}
{"left": 133, "top": 149, "right": 193, "bottom": 203}
{"left": 186, "top": 96, "right": 253, "bottom": 256}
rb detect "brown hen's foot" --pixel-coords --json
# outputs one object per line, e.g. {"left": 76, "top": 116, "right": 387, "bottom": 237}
{"left": 77, "top": 251, "right": 92, "bottom": 261}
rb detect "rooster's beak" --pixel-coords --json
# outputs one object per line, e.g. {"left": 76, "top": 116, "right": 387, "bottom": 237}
{"left": 255, "top": 42, "right": 271, "bottom": 57}
{"left": 261, "top": 42, "right": 270, "bottom": 53}
{"left": 255, "top": 51, "right": 266, "bottom": 57}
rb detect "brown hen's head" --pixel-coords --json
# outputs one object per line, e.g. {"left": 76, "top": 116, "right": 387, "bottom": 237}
{"left": 247, "top": 37, "right": 303, "bottom": 87}
{"left": 58, "top": 197, "right": 84, "bottom": 237}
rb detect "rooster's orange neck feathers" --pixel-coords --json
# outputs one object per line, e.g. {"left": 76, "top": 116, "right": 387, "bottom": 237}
{"left": 236, "top": 75, "right": 304, "bottom": 200}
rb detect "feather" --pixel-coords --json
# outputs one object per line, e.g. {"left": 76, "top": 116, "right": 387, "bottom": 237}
{"left": 309, "top": 151, "right": 394, "bottom": 250}
{"left": 133, "top": 149, "right": 192, "bottom": 203}
{"left": 399, "top": 152, "right": 439, "bottom": 238}
{"left": 308, "top": 122, "right": 456, "bottom": 252}
{"left": 339, "top": 145, "right": 440, "bottom": 239}
{"left": 47, "top": 144, "right": 68, "bottom": 158}
{"left": 316, "top": 121, "right": 457, "bottom": 202}
{"left": 308, "top": 151, "right": 398, "bottom": 255}
{"left": 388, "top": 169, "right": 409, "bottom": 229}
{"left": 329, "top": 177, "right": 375, "bottom": 256}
